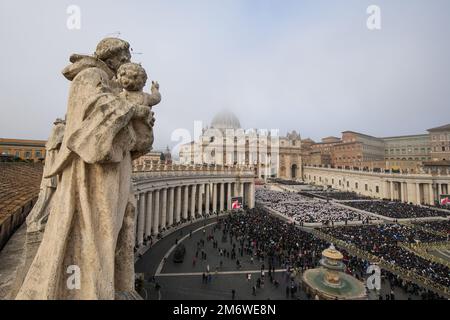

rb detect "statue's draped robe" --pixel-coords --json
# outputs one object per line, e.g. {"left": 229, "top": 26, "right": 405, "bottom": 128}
{"left": 16, "top": 56, "right": 152, "bottom": 300}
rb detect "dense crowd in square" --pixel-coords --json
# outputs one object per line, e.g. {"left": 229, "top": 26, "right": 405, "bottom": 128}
{"left": 340, "top": 201, "right": 450, "bottom": 219}
{"left": 211, "top": 209, "right": 446, "bottom": 299}
{"left": 255, "top": 189, "right": 311, "bottom": 203}
{"left": 270, "top": 202, "right": 368, "bottom": 224}
{"left": 411, "top": 220, "right": 450, "bottom": 235}
{"left": 321, "top": 224, "right": 450, "bottom": 288}
{"left": 309, "top": 191, "right": 373, "bottom": 201}
{"left": 256, "top": 189, "right": 368, "bottom": 223}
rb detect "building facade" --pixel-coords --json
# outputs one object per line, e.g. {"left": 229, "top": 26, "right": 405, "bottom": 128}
{"left": 331, "top": 131, "right": 385, "bottom": 168}
{"left": 0, "top": 138, "right": 46, "bottom": 162}
{"left": 179, "top": 111, "right": 303, "bottom": 181}
{"left": 305, "top": 137, "right": 341, "bottom": 167}
{"left": 132, "top": 148, "right": 174, "bottom": 168}
{"left": 383, "top": 134, "right": 431, "bottom": 162}
{"left": 302, "top": 124, "right": 450, "bottom": 173}
{"left": 428, "top": 124, "right": 450, "bottom": 161}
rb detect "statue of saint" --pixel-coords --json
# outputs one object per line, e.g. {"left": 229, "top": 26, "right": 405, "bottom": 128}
{"left": 10, "top": 118, "right": 66, "bottom": 298}
{"left": 16, "top": 38, "right": 159, "bottom": 300}
{"left": 26, "top": 118, "right": 66, "bottom": 233}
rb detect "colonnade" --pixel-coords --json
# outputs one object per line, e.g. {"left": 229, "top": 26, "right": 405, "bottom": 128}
{"left": 134, "top": 180, "right": 255, "bottom": 247}
{"left": 386, "top": 180, "right": 450, "bottom": 205}
{"left": 303, "top": 166, "right": 450, "bottom": 206}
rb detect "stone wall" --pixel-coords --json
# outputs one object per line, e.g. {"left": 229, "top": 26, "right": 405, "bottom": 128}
{"left": 0, "top": 199, "right": 35, "bottom": 251}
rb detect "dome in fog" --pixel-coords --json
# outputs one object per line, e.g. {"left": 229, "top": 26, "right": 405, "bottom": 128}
{"left": 210, "top": 110, "right": 241, "bottom": 130}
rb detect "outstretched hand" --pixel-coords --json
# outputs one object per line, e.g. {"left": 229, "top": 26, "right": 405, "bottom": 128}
{"left": 151, "top": 81, "right": 160, "bottom": 92}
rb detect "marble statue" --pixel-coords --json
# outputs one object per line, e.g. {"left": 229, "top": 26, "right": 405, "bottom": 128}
{"left": 116, "top": 62, "right": 161, "bottom": 159}
{"left": 16, "top": 38, "right": 160, "bottom": 300}
{"left": 9, "top": 118, "right": 66, "bottom": 298}
{"left": 27, "top": 118, "right": 66, "bottom": 233}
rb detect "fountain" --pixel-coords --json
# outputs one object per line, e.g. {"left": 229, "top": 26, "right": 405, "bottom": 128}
{"left": 301, "top": 244, "right": 367, "bottom": 300}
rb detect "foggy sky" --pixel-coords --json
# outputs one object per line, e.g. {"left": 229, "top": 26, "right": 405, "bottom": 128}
{"left": 0, "top": 0, "right": 449, "bottom": 152}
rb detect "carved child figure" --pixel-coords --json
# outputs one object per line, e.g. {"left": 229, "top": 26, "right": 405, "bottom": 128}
{"left": 117, "top": 62, "right": 161, "bottom": 111}
{"left": 117, "top": 62, "right": 161, "bottom": 158}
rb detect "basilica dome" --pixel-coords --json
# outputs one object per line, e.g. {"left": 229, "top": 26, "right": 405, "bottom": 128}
{"left": 210, "top": 110, "right": 241, "bottom": 130}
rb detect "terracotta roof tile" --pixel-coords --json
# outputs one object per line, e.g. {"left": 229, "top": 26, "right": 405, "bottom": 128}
{"left": 0, "top": 163, "right": 43, "bottom": 222}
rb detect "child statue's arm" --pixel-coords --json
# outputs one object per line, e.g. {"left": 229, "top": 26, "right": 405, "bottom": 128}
{"left": 145, "top": 81, "right": 161, "bottom": 107}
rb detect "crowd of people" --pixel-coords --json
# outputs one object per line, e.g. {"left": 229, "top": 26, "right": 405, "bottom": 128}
{"left": 309, "top": 191, "right": 373, "bottom": 201}
{"left": 256, "top": 189, "right": 311, "bottom": 203}
{"left": 209, "top": 209, "right": 446, "bottom": 299}
{"left": 270, "top": 202, "right": 368, "bottom": 224}
{"left": 411, "top": 220, "right": 450, "bottom": 236}
{"left": 341, "top": 201, "right": 450, "bottom": 219}
{"left": 321, "top": 224, "right": 450, "bottom": 289}
{"left": 256, "top": 189, "right": 369, "bottom": 224}
{"left": 269, "top": 179, "right": 305, "bottom": 186}
{"left": 220, "top": 209, "right": 328, "bottom": 271}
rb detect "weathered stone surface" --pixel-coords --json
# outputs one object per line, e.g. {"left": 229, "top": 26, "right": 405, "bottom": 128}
{"left": 0, "top": 224, "right": 26, "bottom": 299}
{"left": 8, "top": 230, "right": 43, "bottom": 299}
{"left": 26, "top": 119, "right": 65, "bottom": 233}
{"left": 15, "top": 38, "right": 159, "bottom": 300}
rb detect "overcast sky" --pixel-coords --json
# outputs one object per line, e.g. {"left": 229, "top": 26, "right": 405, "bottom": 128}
{"left": 0, "top": 0, "right": 449, "bottom": 152}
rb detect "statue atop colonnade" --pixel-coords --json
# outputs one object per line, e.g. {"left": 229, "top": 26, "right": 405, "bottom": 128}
{"left": 16, "top": 38, "right": 161, "bottom": 300}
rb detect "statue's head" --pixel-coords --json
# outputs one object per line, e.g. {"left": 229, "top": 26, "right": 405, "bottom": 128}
{"left": 95, "top": 38, "right": 131, "bottom": 73}
{"left": 117, "top": 62, "right": 148, "bottom": 91}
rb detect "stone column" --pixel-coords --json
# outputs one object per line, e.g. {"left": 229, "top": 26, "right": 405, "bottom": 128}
{"left": 390, "top": 181, "right": 394, "bottom": 201}
{"left": 134, "top": 194, "right": 139, "bottom": 245}
{"left": 168, "top": 187, "right": 174, "bottom": 227}
{"left": 219, "top": 183, "right": 225, "bottom": 212}
{"left": 384, "top": 181, "right": 390, "bottom": 200}
{"left": 183, "top": 185, "right": 189, "bottom": 219}
{"left": 145, "top": 191, "right": 153, "bottom": 238}
{"left": 244, "top": 182, "right": 250, "bottom": 208}
{"left": 197, "top": 184, "right": 203, "bottom": 216}
{"left": 416, "top": 183, "right": 421, "bottom": 205}
{"left": 249, "top": 182, "right": 255, "bottom": 209}
{"left": 175, "top": 186, "right": 182, "bottom": 223}
{"left": 429, "top": 183, "right": 434, "bottom": 205}
{"left": 405, "top": 182, "right": 410, "bottom": 203}
{"left": 400, "top": 182, "right": 405, "bottom": 203}
{"left": 190, "top": 185, "right": 196, "bottom": 218}
{"left": 205, "top": 184, "right": 210, "bottom": 214}
{"left": 212, "top": 183, "right": 218, "bottom": 213}
{"left": 239, "top": 182, "right": 244, "bottom": 197}
{"left": 153, "top": 190, "right": 160, "bottom": 235}
{"left": 227, "top": 183, "right": 232, "bottom": 211}
{"left": 137, "top": 193, "right": 145, "bottom": 246}
{"left": 161, "top": 188, "right": 167, "bottom": 228}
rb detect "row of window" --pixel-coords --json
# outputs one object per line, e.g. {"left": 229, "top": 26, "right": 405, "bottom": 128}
{"left": 0, "top": 149, "right": 44, "bottom": 158}
{"left": 432, "top": 146, "right": 450, "bottom": 152}
{"left": 386, "top": 147, "right": 430, "bottom": 155}
{"left": 386, "top": 157, "right": 431, "bottom": 161}
{"left": 431, "top": 134, "right": 450, "bottom": 141}
{"left": 309, "top": 175, "right": 381, "bottom": 193}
